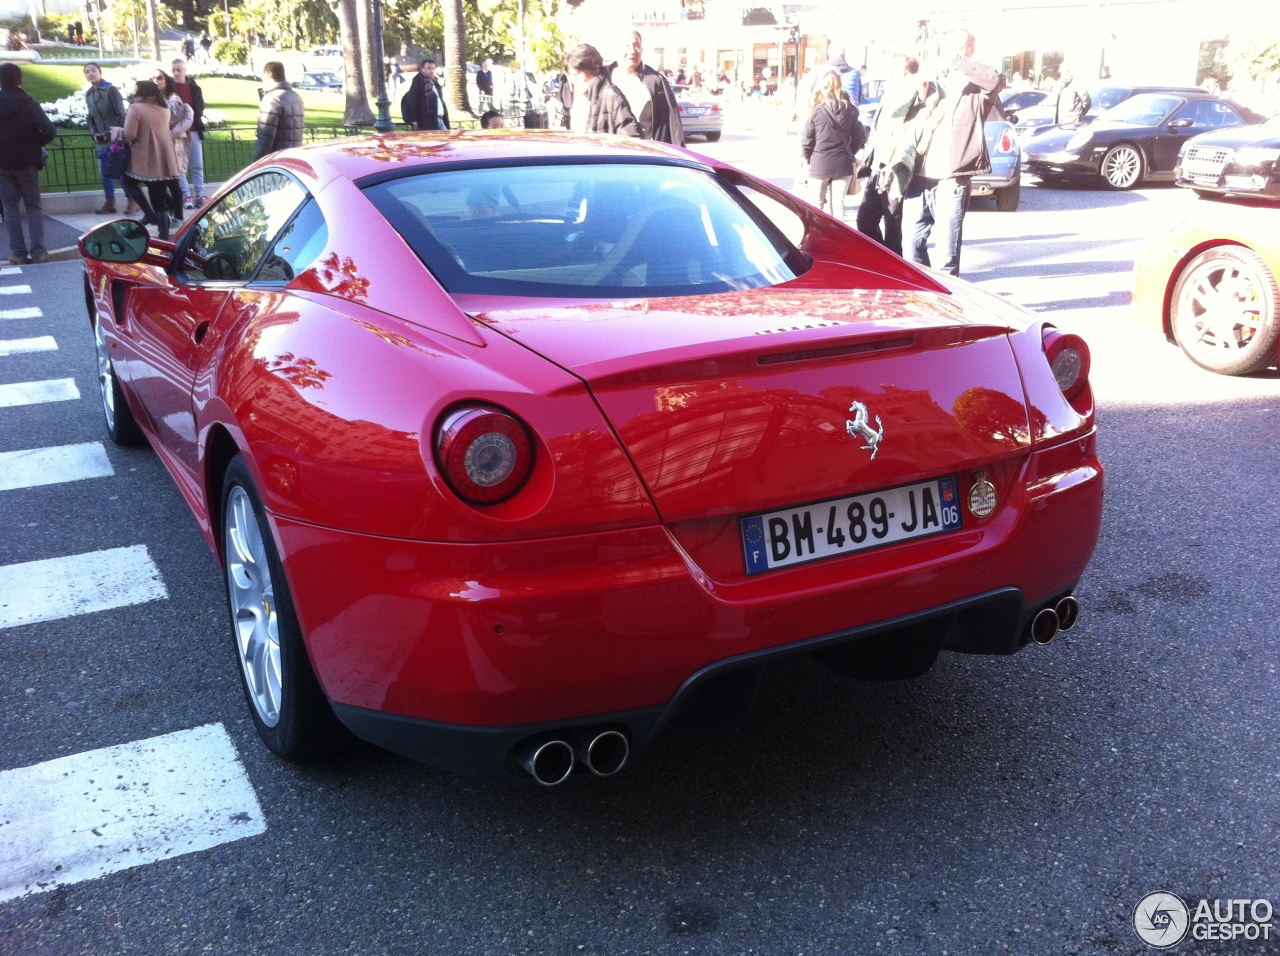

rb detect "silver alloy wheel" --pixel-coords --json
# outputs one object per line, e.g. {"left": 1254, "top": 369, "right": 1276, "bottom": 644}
{"left": 1102, "top": 145, "right": 1141, "bottom": 189}
{"left": 225, "top": 485, "right": 282, "bottom": 727}
{"left": 93, "top": 319, "right": 116, "bottom": 432}
{"left": 1174, "top": 254, "right": 1269, "bottom": 369}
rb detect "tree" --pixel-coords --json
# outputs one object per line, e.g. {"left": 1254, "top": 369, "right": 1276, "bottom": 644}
{"left": 1226, "top": 37, "right": 1280, "bottom": 85}
{"left": 441, "top": 0, "right": 471, "bottom": 117}
{"left": 337, "top": 0, "right": 375, "bottom": 124}
{"left": 144, "top": 0, "right": 161, "bottom": 59}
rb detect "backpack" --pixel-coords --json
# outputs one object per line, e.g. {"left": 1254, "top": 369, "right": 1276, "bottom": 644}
{"left": 400, "top": 88, "right": 413, "bottom": 126}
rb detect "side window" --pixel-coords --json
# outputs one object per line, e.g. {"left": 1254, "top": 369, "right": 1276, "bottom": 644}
{"left": 178, "top": 172, "right": 308, "bottom": 283}
{"left": 735, "top": 184, "right": 807, "bottom": 248}
{"left": 1175, "top": 101, "right": 1237, "bottom": 128}
{"left": 253, "top": 199, "right": 329, "bottom": 283}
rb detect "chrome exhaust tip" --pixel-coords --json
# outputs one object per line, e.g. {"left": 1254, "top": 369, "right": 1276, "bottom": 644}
{"left": 518, "top": 739, "right": 575, "bottom": 787}
{"left": 581, "top": 730, "right": 629, "bottom": 777}
{"left": 1054, "top": 595, "right": 1080, "bottom": 632}
{"left": 1031, "top": 607, "right": 1060, "bottom": 646}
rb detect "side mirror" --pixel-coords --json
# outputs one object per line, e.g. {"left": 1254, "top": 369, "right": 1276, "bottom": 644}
{"left": 79, "top": 218, "right": 149, "bottom": 263}
{"left": 1006, "top": 112, "right": 1019, "bottom": 124}
{"left": 1170, "top": 118, "right": 1195, "bottom": 128}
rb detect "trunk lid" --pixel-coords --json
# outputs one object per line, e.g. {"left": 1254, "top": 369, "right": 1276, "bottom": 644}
{"left": 464, "top": 286, "right": 1034, "bottom": 522}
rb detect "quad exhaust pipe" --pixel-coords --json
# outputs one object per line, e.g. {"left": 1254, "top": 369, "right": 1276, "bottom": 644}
{"left": 1030, "top": 595, "right": 1081, "bottom": 646}
{"left": 516, "top": 730, "right": 630, "bottom": 786}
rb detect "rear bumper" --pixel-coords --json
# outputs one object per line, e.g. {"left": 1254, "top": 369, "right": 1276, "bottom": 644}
{"left": 972, "top": 156, "right": 1020, "bottom": 194}
{"left": 274, "top": 434, "right": 1102, "bottom": 772}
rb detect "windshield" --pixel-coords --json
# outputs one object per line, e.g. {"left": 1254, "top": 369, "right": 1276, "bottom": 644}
{"left": 1100, "top": 93, "right": 1180, "bottom": 125}
{"left": 364, "top": 163, "right": 806, "bottom": 298}
{"left": 1089, "top": 87, "right": 1135, "bottom": 112}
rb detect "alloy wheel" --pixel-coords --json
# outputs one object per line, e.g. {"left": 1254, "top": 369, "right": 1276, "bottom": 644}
{"left": 1172, "top": 248, "right": 1280, "bottom": 375}
{"left": 225, "top": 485, "right": 283, "bottom": 727}
{"left": 1102, "top": 145, "right": 1142, "bottom": 189}
{"left": 93, "top": 319, "right": 116, "bottom": 433}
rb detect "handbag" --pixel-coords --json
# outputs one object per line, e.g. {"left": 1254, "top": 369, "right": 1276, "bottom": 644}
{"left": 101, "top": 142, "right": 130, "bottom": 181}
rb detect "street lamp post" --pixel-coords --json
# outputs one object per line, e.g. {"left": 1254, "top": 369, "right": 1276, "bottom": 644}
{"left": 371, "top": 0, "right": 394, "bottom": 133}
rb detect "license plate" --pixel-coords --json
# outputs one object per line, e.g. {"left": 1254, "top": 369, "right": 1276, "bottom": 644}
{"left": 684, "top": 107, "right": 708, "bottom": 116}
{"left": 740, "top": 477, "right": 962, "bottom": 575}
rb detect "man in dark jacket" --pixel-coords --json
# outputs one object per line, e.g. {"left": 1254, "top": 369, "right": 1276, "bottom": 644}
{"left": 171, "top": 59, "right": 207, "bottom": 207}
{"left": 476, "top": 59, "right": 494, "bottom": 98}
{"left": 255, "top": 61, "right": 305, "bottom": 160}
{"left": 901, "top": 30, "right": 1004, "bottom": 276}
{"left": 609, "top": 30, "right": 683, "bottom": 146}
{"left": 1054, "top": 67, "right": 1091, "bottom": 125}
{"left": 0, "top": 64, "right": 56, "bottom": 264}
{"left": 402, "top": 59, "right": 450, "bottom": 131}
{"left": 560, "top": 44, "right": 640, "bottom": 137}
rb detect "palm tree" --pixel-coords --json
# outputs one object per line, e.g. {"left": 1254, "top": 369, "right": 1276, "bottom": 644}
{"left": 442, "top": 0, "right": 472, "bottom": 118}
{"left": 338, "top": 0, "right": 375, "bottom": 124}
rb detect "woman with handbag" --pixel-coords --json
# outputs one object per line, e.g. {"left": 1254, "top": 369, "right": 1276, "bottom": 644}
{"left": 800, "top": 71, "right": 862, "bottom": 219}
{"left": 84, "top": 63, "right": 137, "bottom": 215}
{"left": 121, "top": 80, "right": 181, "bottom": 241}
{"left": 156, "top": 69, "right": 192, "bottom": 227}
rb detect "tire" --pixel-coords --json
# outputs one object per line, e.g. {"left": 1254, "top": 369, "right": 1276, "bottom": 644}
{"left": 92, "top": 316, "right": 145, "bottom": 446}
{"left": 1100, "top": 143, "right": 1144, "bottom": 189}
{"left": 994, "top": 178, "right": 1021, "bottom": 211}
{"left": 1170, "top": 246, "right": 1280, "bottom": 376}
{"left": 221, "top": 455, "right": 352, "bottom": 761}
{"left": 703, "top": 131, "right": 721, "bottom": 142}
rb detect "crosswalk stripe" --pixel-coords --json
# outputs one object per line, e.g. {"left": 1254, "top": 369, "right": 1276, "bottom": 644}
{"left": 0, "top": 723, "right": 266, "bottom": 903}
{"left": 0, "top": 545, "right": 167, "bottom": 629}
{"left": 0, "top": 285, "right": 32, "bottom": 296}
{"left": 0, "top": 379, "right": 80, "bottom": 408}
{"left": 0, "top": 307, "right": 42, "bottom": 320}
{"left": 0, "top": 267, "right": 21, "bottom": 276}
{"left": 0, "top": 442, "right": 113, "bottom": 492}
{"left": 0, "top": 337, "right": 57, "bottom": 356}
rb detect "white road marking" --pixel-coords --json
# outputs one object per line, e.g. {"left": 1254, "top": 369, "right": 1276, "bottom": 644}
{"left": 0, "top": 724, "right": 266, "bottom": 903}
{"left": 0, "top": 267, "right": 21, "bottom": 276}
{"left": 0, "top": 545, "right": 167, "bottom": 629}
{"left": 0, "top": 307, "right": 42, "bottom": 320}
{"left": 0, "top": 442, "right": 113, "bottom": 492}
{"left": 0, "top": 285, "right": 32, "bottom": 296}
{"left": 0, "top": 378, "right": 80, "bottom": 408}
{"left": 0, "top": 336, "right": 56, "bottom": 356}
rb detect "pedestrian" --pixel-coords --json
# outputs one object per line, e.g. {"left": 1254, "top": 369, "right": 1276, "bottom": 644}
{"left": 857, "top": 55, "right": 922, "bottom": 255}
{"left": 66, "top": 24, "right": 75, "bottom": 45}
{"left": 675, "top": 67, "right": 686, "bottom": 86}
{"left": 254, "top": 61, "right": 305, "bottom": 160}
{"left": 801, "top": 71, "right": 862, "bottom": 219}
{"left": 0, "top": 64, "right": 56, "bottom": 264}
{"left": 899, "top": 30, "right": 1004, "bottom": 277}
{"left": 558, "top": 44, "right": 640, "bottom": 136}
{"left": 200, "top": 33, "right": 212, "bottom": 62}
{"left": 155, "top": 69, "right": 192, "bottom": 224}
{"left": 477, "top": 58, "right": 494, "bottom": 98}
{"left": 74, "top": 20, "right": 83, "bottom": 43}
{"left": 1055, "top": 67, "right": 1091, "bottom": 125}
{"left": 479, "top": 109, "right": 503, "bottom": 129}
{"left": 609, "top": 29, "right": 684, "bottom": 145}
{"left": 84, "top": 62, "right": 136, "bottom": 215}
{"left": 843, "top": 61, "right": 864, "bottom": 106}
{"left": 390, "top": 60, "right": 403, "bottom": 89}
{"left": 121, "top": 80, "right": 182, "bottom": 241}
{"left": 170, "top": 59, "right": 207, "bottom": 208}
{"left": 401, "top": 59, "right": 449, "bottom": 131}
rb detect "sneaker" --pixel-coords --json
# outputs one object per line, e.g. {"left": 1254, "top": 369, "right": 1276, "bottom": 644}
{"left": 28, "top": 251, "right": 48, "bottom": 264}
{"left": 183, "top": 198, "right": 194, "bottom": 209}
{"left": 193, "top": 196, "right": 207, "bottom": 208}
{"left": 8, "top": 254, "right": 29, "bottom": 265}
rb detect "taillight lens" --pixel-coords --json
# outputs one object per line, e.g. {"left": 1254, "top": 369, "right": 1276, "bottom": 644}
{"left": 711, "top": 103, "right": 722, "bottom": 112}
{"left": 998, "top": 128, "right": 1015, "bottom": 153}
{"left": 435, "top": 405, "right": 534, "bottom": 504}
{"left": 1042, "top": 329, "right": 1091, "bottom": 402}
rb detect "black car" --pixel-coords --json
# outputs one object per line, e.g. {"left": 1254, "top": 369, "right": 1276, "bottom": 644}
{"left": 1024, "top": 92, "right": 1265, "bottom": 189}
{"left": 1011, "top": 84, "right": 1204, "bottom": 142}
{"left": 1175, "top": 115, "right": 1280, "bottom": 200}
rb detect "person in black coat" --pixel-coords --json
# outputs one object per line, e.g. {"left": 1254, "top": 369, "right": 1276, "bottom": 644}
{"left": 801, "top": 71, "right": 862, "bottom": 219}
{"left": 0, "top": 64, "right": 56, "bottom": 264}
{"left": 476, "top": 58, "right": 494, "bottom": 98}
{"left": 402, "top": 59, "right": 450, "bottom": 130}
{"left": 608, "top": 29, "right": 684, "bottom": 146}
{"left": 559, "top": 44, "right": 640, "bottom": 137}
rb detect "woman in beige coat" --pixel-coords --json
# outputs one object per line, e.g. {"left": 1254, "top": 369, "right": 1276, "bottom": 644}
{"left": 122, "top": 80, "right": 181, "bottom": 239}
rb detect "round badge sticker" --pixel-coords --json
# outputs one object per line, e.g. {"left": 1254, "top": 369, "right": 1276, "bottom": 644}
{"left": 967, "top": 478, "right": 997, "bottom": 517}
{"left": 1133, "top": 892, "right": 1190, "bottom": 948}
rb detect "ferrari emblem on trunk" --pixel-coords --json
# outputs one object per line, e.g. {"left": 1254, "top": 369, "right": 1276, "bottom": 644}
{"left": 846, "top": 402, "right": 884, "bottom": 459}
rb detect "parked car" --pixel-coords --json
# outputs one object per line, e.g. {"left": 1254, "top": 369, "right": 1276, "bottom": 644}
{"left": 78, "top": 132, "right": 1103, "bottom": 785}
{"left": 1133, "top": 201, "right": 1279, "bottom": 374}
{"left": 1024, "top": 92, "right": 1264, "bottom": 189}
{"left": 973, "top": 106, "right": 1022, "bottom": 211}
{"left": 307, "top": 44, "right": 342, "bottom": 62}
{"left": 671, "top": 84, "right": 722, "bottom": 141}
{"left": 294, "top": 71, "right": 342, "bottom": 93}
{"left": 1174, "top": 114, "right": 1280, "bottom": 201}
{"left": 1011, "top": 84, "right": 1204, "bottom": 143}
{"left": 1000, "top": 88, "right": 1048, "bottom": 114}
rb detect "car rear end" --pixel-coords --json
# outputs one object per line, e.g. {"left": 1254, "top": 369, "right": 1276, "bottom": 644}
{"left": 673, "top": 85, "right": 723, "bottom": 140}
{"left": 972, "top": 117, "right": 1022, "bottom": 209}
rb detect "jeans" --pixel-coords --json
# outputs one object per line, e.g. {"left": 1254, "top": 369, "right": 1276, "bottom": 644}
{"left": 903, "top": 175, "right": 971, "bottom": 276}
{"left": 814, "top": 175, "right": 851, "bottom": 219}
{"left": 180, "top": 132, "right": 205, "bottom": 200}
{"left": 856, "top": 178, "right": 904, "bottom": 257}
{"left": 0, "top": 166, "right": 45, "bottom": 258}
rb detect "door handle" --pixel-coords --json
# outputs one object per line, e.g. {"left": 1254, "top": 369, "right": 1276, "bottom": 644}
{"left": 193, "top": 322, "right": 209, "bottom": 344}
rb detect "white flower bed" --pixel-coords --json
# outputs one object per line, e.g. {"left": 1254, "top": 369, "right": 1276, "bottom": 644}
{"left": 41, "top": 63, "right": 234, "bottom": 129}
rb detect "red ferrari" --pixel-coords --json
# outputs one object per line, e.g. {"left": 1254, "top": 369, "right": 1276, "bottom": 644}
{"left": 80, "top": 132, "right": 1103, "bottom": 785}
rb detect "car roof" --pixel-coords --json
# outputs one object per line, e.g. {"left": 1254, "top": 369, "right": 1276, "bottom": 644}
{"left": 268, "top": 131, "right": 701, "bottom": 186}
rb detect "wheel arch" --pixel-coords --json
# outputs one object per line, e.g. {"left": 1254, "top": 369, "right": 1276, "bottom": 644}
{"left": 203, "top": 423, "right": 244, "bottom": 568}
{"left": 1160, "top": 239, "right": 1251, "bottom": 341}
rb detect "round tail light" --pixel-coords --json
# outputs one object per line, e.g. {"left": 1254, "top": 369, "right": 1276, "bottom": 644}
{"left": 435, "top": 405, "right": 534, "bottom": 504}
{"left": 1042, "top": 329, "right": 1091, "bottom": 402}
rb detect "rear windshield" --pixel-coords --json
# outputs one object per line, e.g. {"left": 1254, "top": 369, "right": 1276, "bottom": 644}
{"left": 362, "top": 162, "right": 806, "bottom": 298}
{"left": 1090, "top": 87, "right": 1134, "bottom": 112}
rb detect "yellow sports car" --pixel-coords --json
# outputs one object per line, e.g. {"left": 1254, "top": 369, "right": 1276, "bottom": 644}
{"left": 1133, "top": 199, "right": 1280, "bottom": 375}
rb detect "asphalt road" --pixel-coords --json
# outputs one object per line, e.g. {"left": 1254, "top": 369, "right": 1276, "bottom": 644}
{"left": 1, "top": 129, "right": 1278, "bottom": 955}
